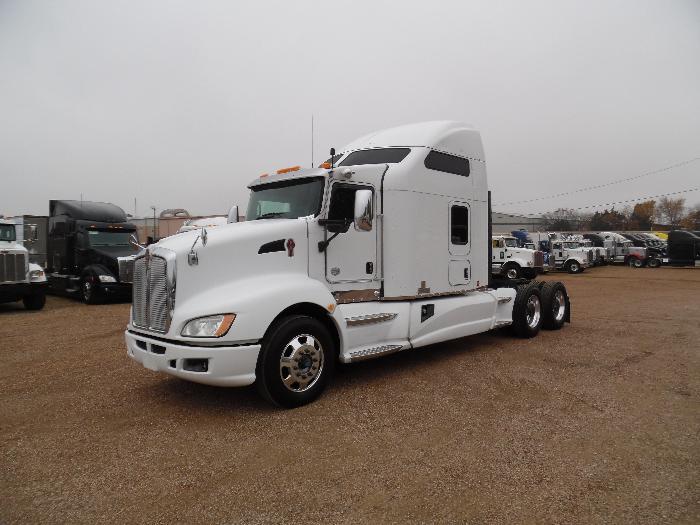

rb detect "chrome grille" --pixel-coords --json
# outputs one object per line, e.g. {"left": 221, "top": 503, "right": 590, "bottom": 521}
{"left": 534, "top": 251, "right": 544, "bottom": 267}
{"left": 132, "top": 258, "right": 148, "bottom": 328}
{"left": 118, "top": 257, "right": 135, "bottom": 284}
{"left": 0, "top": 252, "right": 26, "bottom": 283}
{"left": 132, "top": 254, "right": 172, "bottom": 333}
{"left": 148, "top": 257, "right": 168, "bottom": 332}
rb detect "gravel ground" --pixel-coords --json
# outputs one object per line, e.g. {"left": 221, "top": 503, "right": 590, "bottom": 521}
{"left": 1, "top": 266, "right": 699, "bottom": 524}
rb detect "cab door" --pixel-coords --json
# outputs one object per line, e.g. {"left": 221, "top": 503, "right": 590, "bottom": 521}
{"left": 324, "top": 181, "right": 378, "bottom": 285}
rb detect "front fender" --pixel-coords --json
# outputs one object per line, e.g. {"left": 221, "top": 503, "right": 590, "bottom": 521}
{"left": 170, "top": 273, "right": 336, "bottom": 343}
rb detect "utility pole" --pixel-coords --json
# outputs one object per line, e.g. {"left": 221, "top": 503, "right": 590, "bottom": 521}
{"left": 151, "top": 206, "right": 157, "bottom": 241}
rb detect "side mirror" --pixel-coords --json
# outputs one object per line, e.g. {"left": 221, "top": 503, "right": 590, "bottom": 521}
{"left": 201, "top": 227, "right": 208, "bottom": 246}
{"left": 26, "top": 224, "right": 38, "bottom": 242}
{"left": 353, "top": 189, "right": 373, "bottom": 232}
{"left": 227, "top": 205, "right": 239, "bottom": 224}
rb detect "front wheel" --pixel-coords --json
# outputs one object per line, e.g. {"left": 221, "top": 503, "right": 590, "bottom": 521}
{"left": 628, "top": 257, "right": 643, "bottom": 268}
{"left": 23, "top": 292, "right": 46, "bottom": 311}
{"left": 81, "top": 276, "right": 102, "bottom": 304}
{"left": 504, "top": 264, "right": 521, "bottom": 280}
{"left": 256, "top": 315, "right": 335, "bottom": 408}
{"left": 567, "top": 260, "right": 581, "bottom": 274}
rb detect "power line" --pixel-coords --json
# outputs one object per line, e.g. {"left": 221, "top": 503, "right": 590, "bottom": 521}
{"left": 496, "top": 186, "right": 700, "bottom": 217}
{"left": 495, "top": 156, "right": 700, "bottom": 206}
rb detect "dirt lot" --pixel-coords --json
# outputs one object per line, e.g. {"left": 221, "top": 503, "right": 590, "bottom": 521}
{"left": 1, "top": 266, "right": 699, "bottom": 524}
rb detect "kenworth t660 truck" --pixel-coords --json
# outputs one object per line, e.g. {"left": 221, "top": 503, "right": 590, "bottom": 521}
{"left": 125, "top": 122, "right": 571, "bottom": 407}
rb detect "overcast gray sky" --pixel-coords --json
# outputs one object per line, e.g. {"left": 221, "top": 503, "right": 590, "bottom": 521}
{"left": 1, "top": 0, "right": 698, "bottom": 218}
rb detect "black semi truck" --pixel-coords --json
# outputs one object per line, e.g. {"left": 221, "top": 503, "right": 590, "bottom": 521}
{"left": 667, "top": 230, "right": 700, "bottom": 267}
{"left": 46, "top": 200, "right": 140, "bottom": 303}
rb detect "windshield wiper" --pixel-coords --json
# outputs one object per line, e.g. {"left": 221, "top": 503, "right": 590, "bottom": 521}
{"left": 256, "top": 212, "right": 288, "bottom": 220}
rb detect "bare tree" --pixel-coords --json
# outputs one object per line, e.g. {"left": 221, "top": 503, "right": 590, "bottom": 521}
{"left": 657, "top": 197, "right": 686, "bottom": 228}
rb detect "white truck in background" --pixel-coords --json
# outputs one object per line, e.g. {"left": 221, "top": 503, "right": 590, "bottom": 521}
{"left": 549, "top": 239, "right": 593, "bottom": 273}
{"left": 491, "top": 235, "right": 547, "bottom": 279}
{"left": 125, "top": 122, "right": 572, "bottom": 408}
{"left": 0, "top": 219, "right": 47, "bottom": 310}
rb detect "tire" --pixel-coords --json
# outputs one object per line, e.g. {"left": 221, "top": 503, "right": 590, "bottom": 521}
{"left": 540, "top": 281, "right": 569, "bottom": 330}
{"left": 567, "top": 260, "right": 581, "bottom": 274}
{"left": 256, "top": 315, "right": 335, "bottom": 408}
{"left": 511, "top": 283, "right": 543, "bottom": 338}
{"left": 22, "top": 292, "right": 46, "bottom": 311}
{"left": 630, "top": 258, "right": 643, "bottom": 268}
{"left": 522, "top": 268, "right": 537, "bottom": 279}
{"left": 503, "top": 264, "right": 521, "bottom": 280}
{"left": 81, "top": 276, "right": 102, "bottom": 304}
{"left": 647, "top": 258, "right": 661, "bottom": 268}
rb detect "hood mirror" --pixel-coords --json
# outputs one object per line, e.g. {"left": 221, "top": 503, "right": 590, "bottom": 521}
{"left": 130, "top": 234, "right": 146, "bottom": 251}
{"left": 200, "top": 227, "right": 208, "bottom": 246}
{"left": 227, "top": 205, "right": 239, "bottom": 224}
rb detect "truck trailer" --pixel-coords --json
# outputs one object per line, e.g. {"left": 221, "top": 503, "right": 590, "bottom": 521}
{"left": 124, "top": 122, "right": 572, "bottom": 407}
{"left": 46, "top": 200, "right": 141, "bottom": 303}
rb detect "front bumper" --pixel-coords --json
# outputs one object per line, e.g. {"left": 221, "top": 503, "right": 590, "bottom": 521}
{"left": 125, "top": 330, "right": 260, "bottom": 387}
{"left": 0, "top": 281, "right": 46, "bottom": 303}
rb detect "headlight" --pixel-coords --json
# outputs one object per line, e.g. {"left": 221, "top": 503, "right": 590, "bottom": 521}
{"left": 181, "top": 314, "right": 236, "bottom": 338}
{"left": 29, "top": 269, "right": 45, "bottom": 280}
{"left": 98, "top": 275, "right": 117, "bottom": 283}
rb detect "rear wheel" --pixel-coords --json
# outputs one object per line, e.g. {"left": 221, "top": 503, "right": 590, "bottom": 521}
{"left": 22, "top": 292, "right": 46, "bottom": 311}
{"left": 629, "top": 257, "right": 643, "bottom": 268}
{"left": 511, "top": 283, "right": 543, "bottom": 338}
{"left": 256, "top": 315, "right": 335, "bottom": 408}
{"left": 540, "top": 281, "right": 569, "bottom": 330}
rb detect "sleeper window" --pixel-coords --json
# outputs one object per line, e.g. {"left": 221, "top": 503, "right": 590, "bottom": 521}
{"left": 451, "top": 206, "right": 469, "bottom": 245}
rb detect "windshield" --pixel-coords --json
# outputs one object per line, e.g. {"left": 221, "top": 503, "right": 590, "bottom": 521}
{"left": 564, "top": 242, "right": 580, "bottom": 249}
{"left": 504, "top": 238, "right": 519, "bottom": 247}
{"left": 87, "top": 230, "right": 133, "bottom": 247}
{"left": 0, "top": 224, "right": 16, "bottom": 242}
{"left": 247, "top": 177, "right": 325, "bottom": 221}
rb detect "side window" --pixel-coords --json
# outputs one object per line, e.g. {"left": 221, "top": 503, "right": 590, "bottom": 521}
{"left": 328, "top": 184, "right": 373, "bottom": 224}
{"left": 425, "top": 150, "right": 470, "bottom": 177}
{"left": 492, "top": 239, "right": 499, "bottom": 248}
{"left": 450, "top": 206, "right": 469, "bottom": 245}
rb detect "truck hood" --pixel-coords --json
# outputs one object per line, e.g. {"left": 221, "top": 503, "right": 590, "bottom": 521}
{"left": 0, "top": 241, "right": 28, "bottom": 255}
{"left": 150, "top": 219, "right": 310, "bottom": 335}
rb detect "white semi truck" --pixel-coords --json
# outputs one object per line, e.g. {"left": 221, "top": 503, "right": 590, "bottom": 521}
{"left": 491, "top": 235, "right": 547, "bottom": 279}
{"left": 0, "top": 219, "right": 47, "bottom": 310}
{"left": 125, "top": 122, "right": 571, "bottom": 407}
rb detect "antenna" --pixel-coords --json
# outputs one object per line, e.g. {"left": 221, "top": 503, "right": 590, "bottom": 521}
{"left": 311, "top": 114, "right": 314, "bottom": 168}
{"left": 330, "top": 147, "right": 336, "bottom": 169}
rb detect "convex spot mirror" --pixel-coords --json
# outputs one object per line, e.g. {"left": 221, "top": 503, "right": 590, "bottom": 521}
{"left": 353, "top": 189, "right": 373, "bottom": 232}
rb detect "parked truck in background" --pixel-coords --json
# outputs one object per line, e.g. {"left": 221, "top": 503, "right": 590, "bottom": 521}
{"left": 0, "top": 218, "right": 47, "bottom": 310}
{"left": 595, "top": 232, "right": 660, "bottom": 268}
{"left": 549, "top": 240, "right": 592, "bottom": 273}
{"left": 491, "top": 235, "right": 547, "bottom": 279}
{"left": 46, "top": 200, "right": 141, "bottom": 303}
{"left": 124, "top": 122, "right": 572, "bottom": 408}
{"left": 667, "top": 230, "right": 700, "bottom": 266}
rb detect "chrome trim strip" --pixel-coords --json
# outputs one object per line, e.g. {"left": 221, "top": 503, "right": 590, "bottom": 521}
{"left": 333, "top": 289, "right": 380, "bottom": 304}
{"left": 345, "top": 312, "right": 397, "bottom": 327}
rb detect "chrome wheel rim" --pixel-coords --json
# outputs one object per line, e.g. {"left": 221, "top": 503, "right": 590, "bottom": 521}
{"left": 552, "top": 290, "right": 566, "bottom": 322}
{"left": 570, "top": 262, "right": 579, "bottom": 272}
{"left": 506, "top": 268, "right": 518, "bottom": 279}
{"left": 526, "top": 294, "right": 541, "bottom": 329}
{"left": 279, "top": 334, "right": 324, "bottom": 393}
{"left": 83, "top": 281, "right": 92, "bottom": 301}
